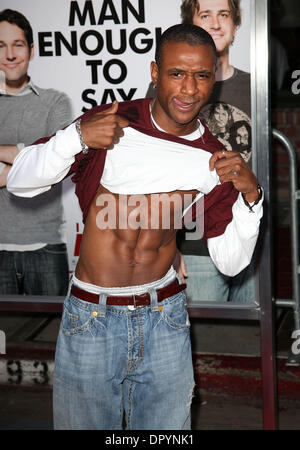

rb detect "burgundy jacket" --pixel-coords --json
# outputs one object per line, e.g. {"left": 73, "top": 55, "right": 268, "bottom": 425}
{"left": 35, "top": 98, "right": 239, "bottom": 240}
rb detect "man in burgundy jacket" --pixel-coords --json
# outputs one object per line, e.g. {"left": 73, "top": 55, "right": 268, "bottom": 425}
{"left": 7, "top": 24, "right": 262, "bottom": 430}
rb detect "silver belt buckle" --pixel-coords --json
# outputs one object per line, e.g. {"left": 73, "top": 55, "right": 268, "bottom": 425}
{"left": 128, "top": 293, "right": 138, "bottom": 310}
{"left": 133, "top": 293, "right": 137, "bottom": 309}
{"left": 128, "top": 292, "right": 147, "bottom": 310}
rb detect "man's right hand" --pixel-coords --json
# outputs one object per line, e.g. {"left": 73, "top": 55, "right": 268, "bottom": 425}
{"left": 80, "top": 101, "right": 129, "bottom": 150}
{"left": 0, "top": 145, "right": 19, "bottom": 164}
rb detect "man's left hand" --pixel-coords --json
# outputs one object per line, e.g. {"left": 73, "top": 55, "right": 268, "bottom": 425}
{"left": 209, "top": 150, "right": 259, "bottom": 202}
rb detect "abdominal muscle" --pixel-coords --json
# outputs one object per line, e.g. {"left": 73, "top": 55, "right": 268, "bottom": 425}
{"left": 75, "top": 184, "right": 198, "bottom": 287}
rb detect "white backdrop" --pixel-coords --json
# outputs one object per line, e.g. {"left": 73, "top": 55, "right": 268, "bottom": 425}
{"left": 3, "top": 0, "right": 251, "bottom": 271}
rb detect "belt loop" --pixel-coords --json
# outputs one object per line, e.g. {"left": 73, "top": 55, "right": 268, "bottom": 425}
{"left": 149, "top": 288, "right": 159, "bottom": 312}
{"left": 133, "top": 294, "right": 137, "bottom": 309}
{"left": 175, "top": 272, "right": 182, "bottom": 285}
{"left": 98, "top": 293, "right": 107, "bottom": 317}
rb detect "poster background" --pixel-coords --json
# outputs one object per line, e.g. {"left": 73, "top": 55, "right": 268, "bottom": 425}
{"left": 3, "top": 0, "right": 251, "bottom": 272}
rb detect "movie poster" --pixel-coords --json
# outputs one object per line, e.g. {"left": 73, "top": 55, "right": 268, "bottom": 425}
{"left": 3, "top": 0, "right": 251, "bottom": 272}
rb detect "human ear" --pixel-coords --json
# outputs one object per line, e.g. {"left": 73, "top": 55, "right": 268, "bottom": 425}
{"left": 150, "top": 61, "right": 159, "bottom": 87}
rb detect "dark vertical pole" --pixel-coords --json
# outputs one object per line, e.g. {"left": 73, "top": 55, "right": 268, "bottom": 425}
{"left": 251, "top": 0, "right": 278, "bottom": 429}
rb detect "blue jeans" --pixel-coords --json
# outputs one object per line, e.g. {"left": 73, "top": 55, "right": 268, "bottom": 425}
{"left": 183, "top": 255, "right": 255, "bottom": 303}
{"left": 53, "top": 278, "right": 195, "bottom": 430}
{"left": 0, "top": 244, "right": 69, "bottom": 295}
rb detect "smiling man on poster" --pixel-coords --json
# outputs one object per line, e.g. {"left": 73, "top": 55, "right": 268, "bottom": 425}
{"left": 0, "top": 9, "right": 72, "bottom": 296}
{"left": 178, "top": 0, "right": 255, "bottom": 304}
{"left": 7, "top": 24, "right": 262, "bottom": 430}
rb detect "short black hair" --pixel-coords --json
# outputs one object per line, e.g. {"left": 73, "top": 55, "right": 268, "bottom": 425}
{"left": 231, "top": 119, "right": 251, "bottom": 136}
{"left": 155, "top": 23, "right": 217, "bottom": 68}
{"left": 0, "top": 9, "right": 33, "bottom": 48}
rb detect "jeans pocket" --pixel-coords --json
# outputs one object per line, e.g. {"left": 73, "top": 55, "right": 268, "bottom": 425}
{"left": 160, "top": 293, "right": 190, "bottom": 330}
{"left": 61, "top": 297, "right": 94, "bottom": 336}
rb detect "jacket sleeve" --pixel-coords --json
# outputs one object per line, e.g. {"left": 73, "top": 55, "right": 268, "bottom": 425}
{"left": 187, "top": 181, "right": 263, "bottom": 277}
{"left": 6, "top": 102, "right": 111, "bottom": 198}
{"left": 207, "top": 192, "right": 263, "bottom": 276}
{"left": 7, "top": 123, "right": 82, "bottom": 197}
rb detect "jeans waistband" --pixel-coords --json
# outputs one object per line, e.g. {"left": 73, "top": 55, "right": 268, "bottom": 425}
{"left": 70, "top": 277, "right": 186, "bottom": 309}
{"left": 72, "top": 266, "right": 177, "bottom": 296}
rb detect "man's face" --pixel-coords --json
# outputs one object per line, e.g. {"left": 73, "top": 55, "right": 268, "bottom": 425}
{"left": 236, "top": 125, "right": 249, "bottom": 146}
{"left": 214, "top": 104, "right": 228, "bottom": 128}
{"left": 151, "top": 41, "right": 215, "bottom": 135}
{"left": 0, "top": 21, "right": 33, "bottom": 89}
{"left": 193, "top": 0, "right": 237, "bottom": 55}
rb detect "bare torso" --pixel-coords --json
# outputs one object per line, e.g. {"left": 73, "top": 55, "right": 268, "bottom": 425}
{"left": 75, "top": 184, "right": 198, "bottom": 287}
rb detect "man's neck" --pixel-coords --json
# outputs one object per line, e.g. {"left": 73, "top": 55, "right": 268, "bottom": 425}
{"left": 150, "top": 99, "right": 200, "bottom": 137}
{"left": 215, "top": 53, "right": 234, "bottom": 82}
{"left": 5, "top": 74, "right": 29, "bottom": 94}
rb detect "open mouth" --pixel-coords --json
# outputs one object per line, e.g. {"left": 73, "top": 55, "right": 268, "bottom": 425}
{"left": 173, "top": 98, "right": 197, "bottom": 111}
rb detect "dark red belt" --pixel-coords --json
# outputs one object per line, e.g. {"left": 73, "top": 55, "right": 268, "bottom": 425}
{"left": 70, "top": 278, "right": 186, "bottom": 307}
